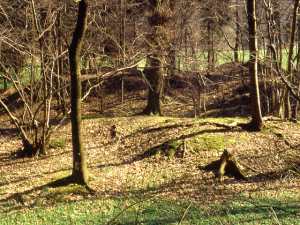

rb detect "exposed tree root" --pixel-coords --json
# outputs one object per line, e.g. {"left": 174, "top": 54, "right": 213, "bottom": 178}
{"left": 238, "top": 121, "right": 263, "bottom": 132}
{"left": 48, "top": 175, "right": 96, "bottom": 194}
{"left": 14, "top": 139, "right": 44, "bottom": 158}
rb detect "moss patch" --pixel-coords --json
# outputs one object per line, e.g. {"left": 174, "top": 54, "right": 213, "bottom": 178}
{"left": 49, "top": 138, "right": 66, "bottom": 149}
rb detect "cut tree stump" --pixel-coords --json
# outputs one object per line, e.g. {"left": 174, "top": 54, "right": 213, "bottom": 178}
{"left": 200, "top": 149, "right": 247, "bottom": 181}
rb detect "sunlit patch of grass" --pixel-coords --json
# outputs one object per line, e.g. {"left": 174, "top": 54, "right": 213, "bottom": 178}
{"left": 187, "top": 117, "right": 249, "bottom": 153}
{"left": 189, "top": 134, "right": 236, "bottom": 153}
{"left": 197, "top": 116, "right": 247, "bottom": 124}
{"left": 177, "top": 48, "right": 292, "bottom": 71}
{"left": 49, "top": 138, "right": 66, "bottom": 149}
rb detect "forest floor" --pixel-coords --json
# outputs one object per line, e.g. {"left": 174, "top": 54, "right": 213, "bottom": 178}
{"left": 0, "top": 94, "right": 299, "bottom": 224}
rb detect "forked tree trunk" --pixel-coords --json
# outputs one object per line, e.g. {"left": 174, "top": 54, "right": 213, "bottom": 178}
{"left": 69, "top": 0, "right": 88, "bottom": 185}
{"left": 246, "top": 0, "right": 263, "bottom": 131}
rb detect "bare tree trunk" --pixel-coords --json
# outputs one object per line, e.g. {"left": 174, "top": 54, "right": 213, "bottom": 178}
{"left": 143, "top": 55, "right": 164, "bottom": 115}
{"left": 234, "top": 0, "right": 240, "bottom": 63}
{"left": 31, "top": 0, "right": 48, "bottom": 155}
{"left": 289, "top": 0, "right": 300, "bottom": 120}
{"left": 56, "top": 8, "right": 67, "bottom": 115}
{"left": 69, "top": 0, "right": 88, "bottom": 185}
{"left": 207, "top": 21, "right": 215, "bottom": 70}
{"left": 142, "top": 0, "right": 173, "bottom": 115}
{"left": 295, "top": 13, "right": 300, "bottom": 118}
{"left": 247, "top": 0, "right": 263, "bottom": 130}
{"left": 119, "top": 0, "right": 126, "bottom": 104}
{"left": 273, "top": 0, "right": 283, "bottom": 69}
{"left": 168, "top": 47, "right": 176, "bottom": 77}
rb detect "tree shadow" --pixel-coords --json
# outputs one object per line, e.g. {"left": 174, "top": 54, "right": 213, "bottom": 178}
{"left": 97, "top": 127, "right": 235, "bottom": 169}
{"left": 0, "top": 127, "right": 18, "bottom": 138}
{"left": 0, "top": 175, "right": 95, "bottom": 213}
{"left": 0, "top": 149, "right": 70, "bottom": 167}
{"left": 248, "top": 161, "right": 300, "bottom": 183}
{"left": 121, "top": 121, "right": 196, "bottom": 140}
{"left": 1, "top": 165, "right": 299, "bottom": 225}
{"left": 0, "top": 167, "right": 71, "bottom": 187}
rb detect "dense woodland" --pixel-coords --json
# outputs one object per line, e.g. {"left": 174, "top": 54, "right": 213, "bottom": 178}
{"left": 0, "top": 0, "right": 299, "bottom": 224}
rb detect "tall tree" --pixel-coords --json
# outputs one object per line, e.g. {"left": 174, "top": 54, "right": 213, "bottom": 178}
{"left": 233, "top": 0, "right": 241, "bottom": 62}
{"left": 247, "top": 0, "right": 263, "bottom": 130}
{"left": 199, "top": 0, "right": 231, "bottom": 70}
{"left": 69, "top": 0, "right": 89, "bottom": 185}
{"left": 142, "top": 0, "right": 173, "bottom": 115}
{"left": 289, "top": 0, "right": 300, "bottom": 119}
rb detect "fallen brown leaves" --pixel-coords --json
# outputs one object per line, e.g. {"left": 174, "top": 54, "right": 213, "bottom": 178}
{"left": 0, "top": 109, "right": 299, "bottom": 212}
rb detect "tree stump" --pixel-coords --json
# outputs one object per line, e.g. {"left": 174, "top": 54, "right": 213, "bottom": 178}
{"left": 201, "top": 149, "right": 247, "bottom": 181}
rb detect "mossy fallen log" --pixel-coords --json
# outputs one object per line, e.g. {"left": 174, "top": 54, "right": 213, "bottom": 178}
{"left": 200, "top": 149, "right": 247, "bottom": 181}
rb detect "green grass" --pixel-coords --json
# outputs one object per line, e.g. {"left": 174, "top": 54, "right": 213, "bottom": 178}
{"left": 188, "top": 117, "right": 247, "bottom": 153}
{"left": 49, "top": 138, "right": 66, "bottom": 149}
{"left": 189, "top": 134, "right": 236, "bottom": 153}
{"left": 0, "top": 64, "right": 40, "bottom": 90}
{"left": 177, "top": 48, "right": 293, "bottom": 71}
{"left": 0, "top": 48, "right": 294, "bottom": 91}
{"left": 1, "top": 192, "right": 298, "bottom": 225}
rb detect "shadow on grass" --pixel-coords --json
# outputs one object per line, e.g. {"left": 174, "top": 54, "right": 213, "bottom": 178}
{"left": 248, "top": 161, "right": 300, "bottom": 182}
{"left": 0, "top": 149, "right": 71, "bottom": 167}
{"left": 0, "top": 175, "right": 95, "bottom": 213}
{"left": 122, "top": 119, "right": 241, "bottom": 140}
{"left": 0, "top": 167, "right": 71, "bottom": 187}
{"left": 1, "top": 177, "right": 299, "bottom": 225}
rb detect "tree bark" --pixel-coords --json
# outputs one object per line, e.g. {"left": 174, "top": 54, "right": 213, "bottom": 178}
{"left": 69, "top": 0, "right": 88, "bottom": 185}
{"left": 289, "top": 0, "right": 300, "bottom": 119}
{"left": 142, "top": 0, "right": 170, "bottom": 115}
{"left": 247, "top": 0, "right": 263, "bottom": 130}
{"left": 207, "top": 21, "right": 215, "bottom": 70}
{"left": 143, "top": 55, "right": 164, "bottom": 115}
{"left": 234, "top": 0, "right": 240, "bottom": 63}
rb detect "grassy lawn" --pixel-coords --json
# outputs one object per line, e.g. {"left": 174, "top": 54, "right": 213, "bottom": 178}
{"left": 1, "top": 192, "right": 299, "bottom": 225}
